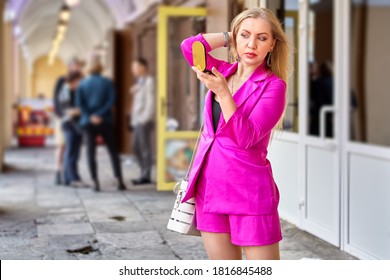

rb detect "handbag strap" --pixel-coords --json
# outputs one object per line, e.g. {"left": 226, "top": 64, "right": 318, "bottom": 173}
{"left": 184, "top": 118, "right": 204, "bottom": 181}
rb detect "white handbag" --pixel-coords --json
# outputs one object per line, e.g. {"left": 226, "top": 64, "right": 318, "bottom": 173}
{"left": 167, "top": 124, "right": 203, "bottom": 236}
{"left": 167, "top": 179, "right": 201, "bottom": 236}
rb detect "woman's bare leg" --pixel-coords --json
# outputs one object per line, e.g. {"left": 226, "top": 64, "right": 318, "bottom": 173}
{"left": 55, "top": 144, "right": 65, "bottom": 171}
{"left": 201, "top": 231, "right": 242, "bottom": 260}
{"left": 243, "top": 242, "right": 280, "bottom": 260}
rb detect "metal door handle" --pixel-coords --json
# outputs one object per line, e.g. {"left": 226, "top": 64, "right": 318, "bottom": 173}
{"left": 319, "top": 105, "right": 335, "bottom": 140}
{"left": 319, "top": 105, "right": 337, "bottom": 151}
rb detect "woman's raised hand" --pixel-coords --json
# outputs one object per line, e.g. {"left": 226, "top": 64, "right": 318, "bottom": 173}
{"left": 191, "top": 66, "right": 230, "bottom": 99}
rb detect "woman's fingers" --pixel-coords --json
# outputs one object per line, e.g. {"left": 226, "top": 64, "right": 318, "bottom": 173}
{"left": 191, "top": 66, "right": 205, "bottom": 80}
{"left": 211, "top": 67, "right": 223, "bottom": 78}
{"left": 191, "top": 66, "right": 227, "bottom": 95}
{"left": 192, "top": 66, "right": 211, "bottom": 83}
{"left": 191, "top": 66, "right": 203, "bottom": 76}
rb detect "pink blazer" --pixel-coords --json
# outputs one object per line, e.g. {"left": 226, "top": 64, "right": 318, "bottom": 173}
{"left": 181, "top": 33, "right": 286, "bottom": 215}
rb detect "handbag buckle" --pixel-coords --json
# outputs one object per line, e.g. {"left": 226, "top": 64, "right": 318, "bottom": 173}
{"left": 175, "top": 190, "right": 184, "bottom": 208}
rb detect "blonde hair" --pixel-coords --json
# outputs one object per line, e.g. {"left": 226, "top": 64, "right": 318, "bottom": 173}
{"left": 230, "top": 7, "right": 291, "bottom": 130}
{"left": 231, "top": 8, "right": 290, "bottom": 81}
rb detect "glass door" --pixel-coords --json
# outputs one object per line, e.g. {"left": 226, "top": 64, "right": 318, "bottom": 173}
{"left": 299, "top": 0, "right": 340, "bottom": 246}
{"left": 156, "top": 6, "right": 207, "bottom": 191}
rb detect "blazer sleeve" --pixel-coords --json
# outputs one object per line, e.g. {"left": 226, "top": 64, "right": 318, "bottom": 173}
{"left": 222, "top": 79, "right": 287, "bottom": 149}
{"left": 181, "top": 33, "right": 230, "bottom": 72}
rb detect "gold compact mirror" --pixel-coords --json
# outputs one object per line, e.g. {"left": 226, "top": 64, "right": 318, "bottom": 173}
{"left": 192, "top": 41, "right": 207, "bottom": 72}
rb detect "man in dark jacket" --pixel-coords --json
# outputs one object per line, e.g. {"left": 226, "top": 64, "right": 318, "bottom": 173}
{"left": 76, "top": 57, "right": 126, "bottom": 191}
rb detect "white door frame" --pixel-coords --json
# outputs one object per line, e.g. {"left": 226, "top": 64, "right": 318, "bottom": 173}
{"left": 339, "top": 0, "right": 350, "bottom": 256}
{"left": 298, "top": 0, "right": 342, "bottom": 246}
{"left": 298, "top": 0, "right": 308, "bottom": 231}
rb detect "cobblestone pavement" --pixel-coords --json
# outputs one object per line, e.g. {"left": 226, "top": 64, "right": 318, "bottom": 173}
{"left": 0, "top": 147, "right": 356, "bottom": 260}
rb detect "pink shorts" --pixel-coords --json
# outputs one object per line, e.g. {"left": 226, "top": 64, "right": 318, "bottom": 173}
{"left": 195, "top": 173, "right": 282, "bottom": 247}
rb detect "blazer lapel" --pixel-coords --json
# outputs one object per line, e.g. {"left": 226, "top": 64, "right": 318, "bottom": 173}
{"left": 232, "top": 81, "right": 259, "bottom": 109}
{"left": 205, "top": 61, "right": 269, "bottom": 135}
{"left": 232, "top": 61, "right": 269, "bottom": 108}
{"left": 203, "top": 90, "right": 214, "bottom": 135}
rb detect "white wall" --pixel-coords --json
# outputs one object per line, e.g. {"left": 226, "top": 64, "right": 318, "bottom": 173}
{"left": 348, "top": 153, "right": 390, "bottom": 259}
{"left": 268, "top": 138, "right": 300, "bottom": 225}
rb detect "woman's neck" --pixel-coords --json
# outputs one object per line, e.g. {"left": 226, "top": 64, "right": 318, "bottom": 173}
{"left": 236, "top": 61, "right": 263, "bottom": 79}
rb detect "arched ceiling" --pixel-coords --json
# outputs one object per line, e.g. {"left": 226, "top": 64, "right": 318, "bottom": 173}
{"left": 5, "top": 0, "right": 160, "bottom": 66}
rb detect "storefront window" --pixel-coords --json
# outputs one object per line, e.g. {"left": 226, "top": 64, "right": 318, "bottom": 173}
{"left": 283, "top": 0, "right": 299, "bottom": 132}
{"left": 167, "top": 17, "right": 205, "bottom": 132}
{"left": 307, "top": 0, "right": 334, "bottom": 138}
{"left": 350, "top": 0, "right": 390, "bottom": 147}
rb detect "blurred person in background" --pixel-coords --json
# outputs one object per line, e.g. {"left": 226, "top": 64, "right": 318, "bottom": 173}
{"left": 53, "top": 57, "right": 83, "bottom": 185}
{"left": 309, "top": 61, "right": 334, "bottom": 137}
{"left": 316, "top": 61, "right": 334, "bottom": 138}
{"left": 129, "top": 58, "right": 155, "bottom": 185}
{"left": 60, "top": 71, "right": 86, "bottom": 187}
{"left": 309, "top": 61, "right": 320, "bottom": 135}
{"left": 76, "top": 57, "right": 126, "bottom": 192}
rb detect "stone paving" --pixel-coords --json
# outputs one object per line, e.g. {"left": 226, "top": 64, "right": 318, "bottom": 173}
{"left": 0, "top": 147, "right": 356, "bottom": 260}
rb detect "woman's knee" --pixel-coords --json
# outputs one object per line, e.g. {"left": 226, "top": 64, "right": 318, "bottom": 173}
{"left": 201, "top": 231, "right": 242, "bottom": 260}
{"left": 243, "top": 242, "right": 280, "bottom": 260}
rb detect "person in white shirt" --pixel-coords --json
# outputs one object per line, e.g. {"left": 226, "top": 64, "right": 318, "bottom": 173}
{"left": 130, "top": 58, "right": 155, "bottom": 185}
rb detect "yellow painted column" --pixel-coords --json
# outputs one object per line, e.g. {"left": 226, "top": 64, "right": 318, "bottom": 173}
{"left": 156, "top": 6, "right": 207, "bottom": 191}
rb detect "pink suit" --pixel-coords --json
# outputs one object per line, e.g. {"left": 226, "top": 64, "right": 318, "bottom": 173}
{"left": 180, "top": 33, "right": 286, "bottom": 245}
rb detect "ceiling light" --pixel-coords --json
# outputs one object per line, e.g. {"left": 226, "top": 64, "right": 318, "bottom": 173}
{"left": 57, "top": 23, "right": 67, "bottom": 33}
{"left": 4, "top": 8, "right": 16, "bottom": 22}
{"left": 59, "top": 5, "right": 71, "bottom": 22}
{"left": 55, "top": 32, "right": 65, "bottom": 42}
{"left": 65, "top": 0, "right": 80, "bottom": 7}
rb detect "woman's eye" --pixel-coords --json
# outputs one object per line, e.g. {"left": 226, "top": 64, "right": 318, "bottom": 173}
{"left": 259, "top": 36, "right": 268, "bottom": 41}
{"left": 241, "top": 33, "right": 248, "bottom": 38}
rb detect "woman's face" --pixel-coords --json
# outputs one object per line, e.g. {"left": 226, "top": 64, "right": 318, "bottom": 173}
{"left": 235, "top": 17, "right": 275, "bottom": 68}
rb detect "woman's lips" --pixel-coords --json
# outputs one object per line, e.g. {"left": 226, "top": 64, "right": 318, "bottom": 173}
{"left": 244, "top": 52, "right": 257, "bottom": 59}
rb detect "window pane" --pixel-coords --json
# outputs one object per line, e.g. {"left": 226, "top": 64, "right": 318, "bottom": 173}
{"left": 167, "top": 17, "right": 204, "bottom": 132}
{"left": 350, "top": 1, "right": 390, "bottom": 147}
{"left": 307, "top": 0, "right": 334, "bottom": 138}
{"left": 283, "top": 0, "right": 299, "bottom": 132}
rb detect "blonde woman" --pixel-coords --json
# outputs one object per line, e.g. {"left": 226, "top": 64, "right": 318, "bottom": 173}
{"left": 180, "top": 8, "right": 290, "bottom": 260}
